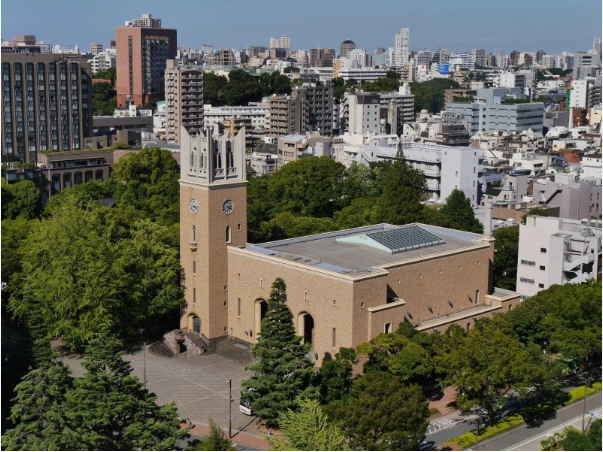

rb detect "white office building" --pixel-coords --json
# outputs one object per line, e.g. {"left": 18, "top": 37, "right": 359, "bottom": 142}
{"left": 203, "top": 104, "right": 269, "bottom": 129}
{"left": 334, "top": 137, "right": 483, "bottom": 204}
{"left": 516, "top": 216, "right": 602, "bottom": 298}
{"left": 87, "top": 49, "right": 116, "bottom": 74}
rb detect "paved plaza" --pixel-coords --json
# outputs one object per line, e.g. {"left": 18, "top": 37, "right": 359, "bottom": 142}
{"left": 61, "top": 345, "right": 258, "bottom": 434}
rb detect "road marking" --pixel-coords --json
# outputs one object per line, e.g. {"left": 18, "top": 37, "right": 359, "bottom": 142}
{"left": 505, "top": 409, "right": 602, "bottom": 451}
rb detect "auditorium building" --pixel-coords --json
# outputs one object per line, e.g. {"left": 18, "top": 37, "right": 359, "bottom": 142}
{"left": 179, "top": 127, "right": 520, "bottom": 365}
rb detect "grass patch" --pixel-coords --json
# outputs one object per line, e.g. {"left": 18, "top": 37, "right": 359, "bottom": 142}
{"left": 447, "top": 380, "right": 602, "bottom": 449}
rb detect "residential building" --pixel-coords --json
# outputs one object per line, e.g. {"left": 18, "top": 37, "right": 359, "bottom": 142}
{"left": 340, "top": 39, "right": 356, "bottom": 58}
{"left": 269, "top": 38, "right": 279, "bottom": 49}
{"left": 292, "top": 81, "right": 334, "bottom": 136}
{"left": 115, "top": 14, "right": 177, "bottom": 107}
{"left": 279, "top": 36, "right": 290, "bottom": 51}
{"left": 268, "top": 94, "right": 303, "bottom": 137}
{"left": 177, "top": 126, "right": 519, "bottom": 365}
{"left": 309, "top": 47, "right": 335, "bottom": 67}
{"left": 446, "top": 88, "right": 545, "bottom": 135}
{"left": 164, "top": 59, "right": 203, "bottom": 144}
{"left": 472, "top": 49, "right": 486, "bottom": 67}
{"left": 90, "top": 43, "right": 104, "bottom": 56}
{"left": 516, "top": 216, "right": 602, "bottom": 297}
{"left": 204, "top": 49, "right": 237, "bottom": 68}
{"left": 573, "top": 52, "right": 602, "bottom": 79}
{"left": 403, "top": 111, "right": 471, "bottom": 146}
{"left": 394, "top": 28, "right": 409, "bottom": 68}
{"left": 87, "top": 50, "right": 116, "bottom": 74}
{"left": 337, "top": 67, "right": 388, "bottom": 83}
{"left": 569, "top": 78, "right": 599, "bottom": 109}
{"left": 1, "top": 53, "right": 93, "bottom": 163}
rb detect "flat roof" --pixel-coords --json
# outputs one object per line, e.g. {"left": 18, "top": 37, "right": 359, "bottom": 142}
{"left": 245, "top": 224, "right": 488, "bottom": 277}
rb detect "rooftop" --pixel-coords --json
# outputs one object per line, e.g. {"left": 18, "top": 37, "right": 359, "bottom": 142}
{"left": 245, "top": 223, "right": 489, "bottom": 277}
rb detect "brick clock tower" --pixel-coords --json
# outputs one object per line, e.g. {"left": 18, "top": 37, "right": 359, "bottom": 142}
{"left": 179, "top": 126, "right": 247, "bottom": 340}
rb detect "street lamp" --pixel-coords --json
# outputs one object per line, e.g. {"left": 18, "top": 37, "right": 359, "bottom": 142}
{"left": 227, "top": 379, "right": 232, "bottom": 439}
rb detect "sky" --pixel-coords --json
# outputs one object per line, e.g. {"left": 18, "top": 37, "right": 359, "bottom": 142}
{"left": 1, "top": 0, "right": 601, "bottom": 55}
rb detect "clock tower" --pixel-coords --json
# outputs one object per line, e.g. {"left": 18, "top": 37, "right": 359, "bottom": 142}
{"left": 179, "top": 126, "right": 247, "bottom": 340}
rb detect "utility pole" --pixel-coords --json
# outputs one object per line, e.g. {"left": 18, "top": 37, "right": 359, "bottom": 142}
{"left": 229, "top": 379, "right": 232, "bottom": 439}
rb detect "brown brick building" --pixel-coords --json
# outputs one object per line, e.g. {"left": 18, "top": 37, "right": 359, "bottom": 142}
{"left": 179, "top": 126, "right": 520, "bottom": 365}
{"left": 115, "top": 16, "right": 177, "bottom": 107}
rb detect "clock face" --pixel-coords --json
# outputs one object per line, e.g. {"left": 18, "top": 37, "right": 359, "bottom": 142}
{"left": 222, "top": 199, "right": 234, "bottom": 215}
{"left": 189, "top": 199, "right": 199, "bottom": 214}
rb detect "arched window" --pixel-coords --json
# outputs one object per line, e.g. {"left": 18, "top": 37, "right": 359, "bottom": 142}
{"left": 225, "top": 226, "right": 231, "bottom": 243}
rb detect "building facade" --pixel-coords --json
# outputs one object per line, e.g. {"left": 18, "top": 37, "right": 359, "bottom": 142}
{"left": 115, "top": 15, "right": 177, "bottom": 107}
{"left": 394, "top": 28, "right": 409, "bottom": 68}
{"left": 179, "top": 126, "right": 519, "bottom": 365}
{"left": 516, "top": 216, "right": 602, "bottom": 297}
{"left": 1, "top": 53, "right": 93, "bottom": 163}
{"left": 164, "top": 59, "right": 203, "bottom": 144}
{"left": 268, "top": 94, "right": 303, "bottom": 137}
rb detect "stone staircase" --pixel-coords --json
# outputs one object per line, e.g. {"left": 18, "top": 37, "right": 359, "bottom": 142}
{"left": 149, "top": 341, "right": 177, "bottom": 358}
{"left": 215, "top": 338, "right": 254, "bottom": 365}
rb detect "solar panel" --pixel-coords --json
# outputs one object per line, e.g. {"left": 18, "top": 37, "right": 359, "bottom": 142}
{"left": 366, "top": 225, "right": 445, "bottom": 253}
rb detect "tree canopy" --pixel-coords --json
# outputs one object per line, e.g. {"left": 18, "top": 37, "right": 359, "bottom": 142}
{"left": 410, "top": 78, "right": 461, "bottom": 113}
{"left": 327, "top": 372, "right": 429, "bottom": 451}
{"left": 240, "top": 278, "right": 318, "bottom": 428}
{"left": 106, "top": 147, "right": 180, "bottom": 225}
{"left": 439, "top": 189, "right": 483, "bottom": 233}
{"left": 8, "top": 195, "right": 183, "bottom": 350}
{"left": 1, "top": 179, "right": 42, "bottom": 220}
{"left": 492, "top": 225, "right": 519, "bottom": 290}
{"left": 2, "top": 333, "right": 188, "bottom": 451}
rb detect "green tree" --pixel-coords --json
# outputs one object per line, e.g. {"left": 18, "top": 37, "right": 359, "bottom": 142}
{"left": 2, "top": 362, "right": 75, "bottom": 451}
{"left": 269, "top": 399, "right": 347, "bottom": 451}
{"left": 1, "top": 217, "right": 35, "bottom": 299}
{"left": 259, "top": 71, "right": 292, "bottom": 97}
{"left": 92, "top": 82, "right": 117, "bottom": 116}
{"left": 492, "top": 225, "right": 519, "bottom": 290}
{"left": 439, "top": 189, "right": 483, "bottom": 233}
{"left": 64, "top": 332, "right": 188, "bottom": 450}
{"left": 410, "top": 79, "right": 461, "bottom": 114}
{"left": 260, "top": 212, "right": 337, "bottom": 241}
{"left": 1, "top": 179, "right": 42, "bottom": 220}
{"left": 319, "top": 348, "right": 358, "bottom": 403}
{"left": 372, "top": 149, "right": 427, "bottom": 225}
{"left": 9, "top": 197, "right": 182, "bottom": 350}
{"left": 203, "top": 71, "right": 229, "bottom": 106}
{"left": 267, "top": 157, "right": 347, "bottom": 218}
{"left": 241, "top": 278, "right": 318, "bottom": 428}
{"left": 188, "top": 419, "right": 234, "bottom": 450}
{"left": 106, "top": 147, "right": 180, "bottom": 225}
{"left": 443, "top": 319, "right": 547, "bottom": 425}
{"left": 328, "top": 372, "right": 429, "bottom": 451}
{"left": 222, "top": 69, "right": 262, "bottom": 106}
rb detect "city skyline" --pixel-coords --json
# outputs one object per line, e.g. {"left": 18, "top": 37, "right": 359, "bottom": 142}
{"left": 2, "top": 0, "right": 601, "bottom": 55}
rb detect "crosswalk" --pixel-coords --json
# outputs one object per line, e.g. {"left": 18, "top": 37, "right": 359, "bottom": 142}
{"left": 425, "top": 416, "right": 474, "bottom": 435}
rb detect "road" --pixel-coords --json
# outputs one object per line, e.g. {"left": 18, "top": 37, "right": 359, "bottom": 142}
{"left": 474, "top": 393, "right": 601, "bottom": 451}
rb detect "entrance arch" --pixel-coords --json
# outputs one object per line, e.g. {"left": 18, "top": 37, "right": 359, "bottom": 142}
{"left": 297, "top": 312, "right": 315, "bottom": 354}
{"left": 187, "top": 314, "right": 201, "bottom": 334}
{"left": 254, "top": 298, "right": 268, "bottom": 342}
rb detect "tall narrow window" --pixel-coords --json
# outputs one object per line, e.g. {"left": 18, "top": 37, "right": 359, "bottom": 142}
{"left": 193, "top": 261, "right": 196, "bottom": 274}
{"left": 192, "top": 225, "right": 196, "bottom": 241}
{"left": 193, "top": 288, "right": 196, "bottom": 304}
{"left": 225, "top": 226, "right": 231, "bottom": 243}
{"left": 475, "top": 290, "right": 480, "bottom": 304}
{"left": 332, "top": 328, "right": 336, "bottom": 348}
{"left": 237, "top": 298, "right": 241, "bottom": 317}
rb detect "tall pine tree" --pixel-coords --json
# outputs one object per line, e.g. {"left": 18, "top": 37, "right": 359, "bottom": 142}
{"left": 439, "top": 189, "right": 484, "bottom": 233}
{"left": 241, "top": 278, "right": 318, "bottom": 427}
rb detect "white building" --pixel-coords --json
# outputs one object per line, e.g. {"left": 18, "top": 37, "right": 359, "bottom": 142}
{"left": 449, "top": 52, "right": 474, "bottom": 71}
{"left": 334, "top": 136, "right": 483, "bottom": 204}
{"left": 394, "top": 28, "right": 410, "bottom": 68}
{"left": 582, "top": 153, "right": 602, "bottom": 180}
{"left": 516, "top": 216, "right": 602, "bottom": 298}
{"left": 569, "top": 78, "right": 598, "bottom": 109}
{"left": 204, "top": 104, "right": 269, "bottom": 130}
{"left": 87, "top": 50, "right": 116, "bottom": 74}
{"left": 337, "top": 67, "right": 388, "bottom": 83}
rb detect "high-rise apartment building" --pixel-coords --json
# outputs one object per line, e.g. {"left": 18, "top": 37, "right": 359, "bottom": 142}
{"left": 340, "top": 39, "right": 357, "bottom": 58}
{"left": 115, "top": 14, "right": 177, "bottom": 107}
{"left": 279, "top": 36, "right": 290, "bottom": 50}
{"left": 593, "top": 37, "right": 602, "bottom": 55}
{"left": 1, "top": 53, "right": 93, "bottom": 162}
{"left": 131, "top": 13, "right": 161, "bottom": 28}
{"left": 293, "top": 81, "right": 334, "bottom": 136}
{"left": 472, "top": 48, "right": 486, "bottom": 67}
{"left": 90, "top": 43, "right": 104, "bottom": 56}
{"left": 269, "top": 95, "right": 303, "bottom": 137}
{"left": 309, "top": 47, "right": 335, "bottom": 67}
{"left": 269, "top": 37, "right": 279, "bottom": 49}
{"left": 394, "top": 28, "right": 410, "bottom": 68}
{"left": 494, "top": 48, "right": 504, "bottom": 68}
{"left": 164, "top": 60, "right": 203, "bottom": 144}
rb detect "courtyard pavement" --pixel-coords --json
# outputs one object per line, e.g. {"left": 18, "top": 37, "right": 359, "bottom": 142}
{"left": 60, "top": 345, "right": 264, "bottom": 438}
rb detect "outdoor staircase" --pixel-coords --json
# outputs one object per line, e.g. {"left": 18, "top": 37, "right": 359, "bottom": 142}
{"left": 149, "top": 341, "right": 177, "bottom": 358}
{"left": 215, "top": 338, "right": 254, "bottom": 365}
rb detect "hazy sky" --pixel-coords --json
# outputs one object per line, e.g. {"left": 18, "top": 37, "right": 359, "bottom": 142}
{"left": 2, "top": 0, "right": 601, "bottom": 54}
